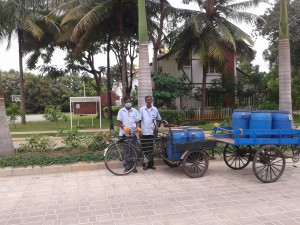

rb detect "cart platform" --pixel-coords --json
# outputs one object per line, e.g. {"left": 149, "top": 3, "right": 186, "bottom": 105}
{"left": 213, "top": 126, "right": 300, "bottom": 145}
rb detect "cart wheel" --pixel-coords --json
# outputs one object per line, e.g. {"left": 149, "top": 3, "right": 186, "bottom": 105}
{"left": 223, "top": 144, "right": 252, "bottom": 170}
{"left": 104, "top": 142, "right": 138, "bottom": 176}
{"left": 182, "top": 150, "right": 209, "bottom": 178}
{"left": 252, "top": 145, "right": 286, "bottom": 183}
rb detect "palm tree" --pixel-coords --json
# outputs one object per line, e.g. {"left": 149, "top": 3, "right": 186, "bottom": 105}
{"left": 0, "top": 72, "right": 14, "bottom": 156}
{"left": 278, "top": 0, "right": 292, "bottom": 115}
{"left": 0, "top": 0, "right": 50, "bottom": 125}
{"left": 55, "top": 0, "right": 138, "bottom": 99}
{"left": 174, "top": 0, "right": 264, "bottom": 118}
{"left": 138, "top": 0, "right": 152, "bottom": 108}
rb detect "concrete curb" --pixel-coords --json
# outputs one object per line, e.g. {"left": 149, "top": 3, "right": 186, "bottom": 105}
{"left": 0, "top": 155, "right": 223, "bottom": 177}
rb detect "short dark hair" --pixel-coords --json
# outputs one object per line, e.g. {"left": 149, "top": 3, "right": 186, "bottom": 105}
{"left": 123, "top": 96, "right": 131, "bottom": 102}
{"left": 145, "top": 95, "right": 152, "bottom": 100}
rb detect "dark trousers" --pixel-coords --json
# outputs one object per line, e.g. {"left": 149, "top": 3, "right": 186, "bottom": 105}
{"left": 141, "top": 135, "right": 155, "bottom": 168}
{"left": 120, "top": 136, "right": 136, "bottom": 171}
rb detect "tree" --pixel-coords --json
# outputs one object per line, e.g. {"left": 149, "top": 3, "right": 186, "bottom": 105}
{"left": 278, "top": 0, "right": 292, "bottom": 114}
{"left": 43, "top": 105, "right": 67, "bottom": 127}
{"left": 0, "top": 0, "right": 50, "bottom": 124}
{"left": 6, "top": 103, "right": 22, "bottom": 129}
{"left": 138, "top": 0, "right": 152, "bottom": 108}
{"left": 255, "top": 0, "right": 300, "bottom": 76}
{"left": 174, "top": 0, "right": 264, "bottom": 118}
{"left": 0, "top": 72, "right": 14, "bottom": 156}
{"left": 152, "top": 72, "right": 193, "bottom": 109}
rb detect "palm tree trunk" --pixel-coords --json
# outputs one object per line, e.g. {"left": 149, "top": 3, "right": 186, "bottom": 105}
{"left": 278, "top": 39, "right": 292, "bottom": 113}
{"left": 0, "top": 73, "right": 14, "bottom": 156}
{"left": 18, "top": 28, "right": 26, "bottom": 125}
{"left": 138, "top": 0, "right": 153, "bottom": 108}
{"left": 278, "top": 0, "right": 292, "bottom": 115}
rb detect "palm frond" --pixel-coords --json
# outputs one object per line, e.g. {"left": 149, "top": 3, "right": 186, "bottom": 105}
{"left": 23, "top": 19, "right": 44, "bottom": 41}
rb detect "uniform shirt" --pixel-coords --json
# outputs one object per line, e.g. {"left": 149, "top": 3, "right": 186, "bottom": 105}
{"left": 117, "top": 107, "right": 141, "bottom": 136}
{"left": 139, "top": 106, "right": 161, "bottom": 135}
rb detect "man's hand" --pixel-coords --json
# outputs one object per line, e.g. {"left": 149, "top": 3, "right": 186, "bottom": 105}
{"left": 123, "top": 127, "right": 131, "bottom": 134}
{"left": 136, "top": 127, "right": 142, "bottom": 132}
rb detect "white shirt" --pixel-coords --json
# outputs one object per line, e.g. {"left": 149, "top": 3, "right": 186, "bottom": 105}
{"left": 117, "top": 107, "right": 141, "bottom": 136}
{"left": 139, "top": 105, "right": 161, "bottom": 135}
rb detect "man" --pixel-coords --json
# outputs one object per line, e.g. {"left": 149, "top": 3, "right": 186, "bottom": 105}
{"left": 117, "top": 96, "right": 141, "bottom": 173}
{"left": 139, "top": 96, "right": 161, "bottom": 170}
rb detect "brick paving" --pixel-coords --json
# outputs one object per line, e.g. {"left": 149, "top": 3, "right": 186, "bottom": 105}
{"left": 1, "top": 159, "right": 300, "bottom": 225}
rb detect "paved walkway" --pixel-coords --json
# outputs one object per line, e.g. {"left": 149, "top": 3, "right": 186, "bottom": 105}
{"left": 1, "top": 159, "right": 300, "bottom": 225}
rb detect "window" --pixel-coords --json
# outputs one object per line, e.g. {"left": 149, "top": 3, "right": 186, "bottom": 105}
{"left": 208, "top": 62, "right": 216, "bottom": 73}
{"left": 206, "top": 93, "right": 224, "bottom": 107}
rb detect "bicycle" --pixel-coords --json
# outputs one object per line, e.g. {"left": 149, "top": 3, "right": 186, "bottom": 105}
{"left": 104, "top": 120, "right": 168, "bottom": 175}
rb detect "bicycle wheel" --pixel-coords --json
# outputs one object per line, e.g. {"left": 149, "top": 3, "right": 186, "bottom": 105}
{"left": 104, "top": 142, "right": 138, "bottom": 175}
{"left": 182, "top": 150, "right": 209, "bottom": 178}
{"left": 253, "top": 145, "right": 286, "bottom": 183}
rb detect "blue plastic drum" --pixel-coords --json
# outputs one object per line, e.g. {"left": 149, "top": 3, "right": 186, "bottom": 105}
{"left": 167, "top": 129, "right": 186, "bottom": 161}
{"left": 250, "top": 110, "right": 272, "bottom": 137}
{"left": 271, "top": 110, "right": 292, "bottom": 138}
{"left": 232, "top": 109, "right": 251, "bottom": 137}
{"left": 232, "top": 109, "right": 251, "bottom": 130}
{"left": 271, "top": 110, "right": 292, "bottom": 129}
{"left": 186, "top": 128, "right": 205, "bottom": 142}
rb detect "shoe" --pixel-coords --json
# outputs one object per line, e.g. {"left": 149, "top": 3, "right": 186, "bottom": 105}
{"left": 148, "top": 166, "right": 156, "bottom": 170}
{"left": 143, "top": 166, "right": 148, "bottom": 170}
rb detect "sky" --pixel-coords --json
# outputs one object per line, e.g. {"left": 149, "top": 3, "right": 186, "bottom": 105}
{"left": 0, "top": 0, "right": 275, "bottom": 74}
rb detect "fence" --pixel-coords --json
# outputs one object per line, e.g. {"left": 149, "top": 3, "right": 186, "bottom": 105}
{"left": 184, "top": 107, "right": 233, "bottom": 120}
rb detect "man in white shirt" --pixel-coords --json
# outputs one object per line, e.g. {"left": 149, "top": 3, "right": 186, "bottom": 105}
{"left": 139, "top": 96, "right": 161, "bottom": 170}
{"left": 117, "top": 96, "right": 141, "bottom": 173}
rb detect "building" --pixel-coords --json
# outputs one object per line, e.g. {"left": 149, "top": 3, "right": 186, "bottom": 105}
{"left": 156, "top": 50, "right": 237, "bottom": 109}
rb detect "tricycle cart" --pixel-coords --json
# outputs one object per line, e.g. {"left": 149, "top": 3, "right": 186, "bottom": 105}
{"left": 161, "top": 121, "right": 216, "bottom": 178}
{"left": 213, "top": 127, "right": 300, "bottom": 183}
{"left": 104, "top": 120, "right": 216, "bottom": 178}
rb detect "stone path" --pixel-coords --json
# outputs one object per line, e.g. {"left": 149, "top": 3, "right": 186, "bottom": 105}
{"left": 1, "top": 159, "right": 300, "bottom": 225}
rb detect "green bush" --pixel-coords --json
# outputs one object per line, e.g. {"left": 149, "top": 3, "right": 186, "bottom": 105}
{"left": 103, "top": 106, "right": 122, "bottom": 116}
{"left": 62, "top": 128, "right": 88, "bottom": 149}
{"left": 43, "top": 105, "right": 67, "bottom": 127}
{"left": 6, "top": 103, "right": 23, "bottom": 128}
{"left": 88, "top": 130, "right": 118, "bottom": 150}
{"left": 159, "top": 110, "right": 186, "bottom": 125}
{"left": 16, "top": 135, "right": 53, "bottom": 153}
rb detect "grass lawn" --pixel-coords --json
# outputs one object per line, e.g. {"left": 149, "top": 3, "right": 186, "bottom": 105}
{"left": 9, "top": 115, "right": 118, "bottom": 132}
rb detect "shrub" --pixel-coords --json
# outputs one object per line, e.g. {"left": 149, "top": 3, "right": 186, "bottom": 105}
{"left": 159, "top": 110, "right": 186, "bottom": 125}
{"left": 43, "top": 105, "right": 67, "bottom": 127}
{"left": 6, "top": 103, "right": 22, "bottom": 128}
{"left": 103, "top": 106, "right": 122, "bottom": 116}
{"left": 62, "top": 128, "right": 88, "bottom": 149}
{"left": 88, "top": 130, "right": 118, "bottom": 150}
{"left": 16, "top": 135, "right": 54, "bottom": 153}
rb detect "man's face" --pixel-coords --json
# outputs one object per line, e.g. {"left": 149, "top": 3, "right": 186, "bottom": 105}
{"left": 124, "top": 99, "right": 131, "bottom": 104}
{"left": 145, "top": 98, "right": 153, "bottom": 105}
